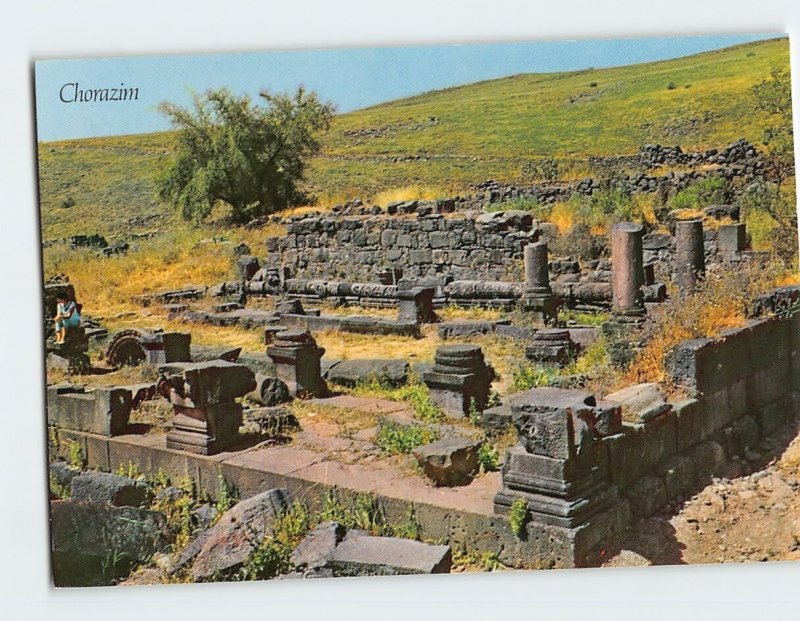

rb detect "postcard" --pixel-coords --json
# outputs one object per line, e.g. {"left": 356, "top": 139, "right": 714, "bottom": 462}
{"left": 34, "top": 32, "right": 800, "bottom": 587}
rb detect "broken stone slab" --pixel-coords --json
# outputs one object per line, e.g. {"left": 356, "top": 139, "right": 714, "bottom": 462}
{"left": 50, "top": 500, "right": 168, "bottom": 587}
{"left": 412, "top": 436, "right": 482, "bottom": 487}
{"left": 70, "top": 471, "right": 150, "bottom": 507}
{"left": 190, "top": 345, "right": 242, "bottom": 363}
{"left": 159, "top": 360, "right": 256, "bottom": 409}
{"left": 191, "top": 488, "right": 289, "bottom": 581}
{"left": 324, "top": 535, "right": 452, "bottom": 576}
{"left": 604, "top": 383, "right": 670, "bottom": 423}
{"left": 323, "top": 359, "right": 409, "bottom": 388}
{"left": 437, "top": 320, "right": 498, "bottom": 340}
{"left": 290, "top": 521, "right": 347, "bottom": 571}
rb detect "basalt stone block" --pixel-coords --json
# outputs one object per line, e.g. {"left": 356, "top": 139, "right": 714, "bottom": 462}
{"left": 604, "top": 383, "right": 670, "bottom": 424}
{"left": 159, "top": 360, "right": 256, "bottom": 409}
{"left": 437, "top": 320, "right": 497, "bottom": 340}
{"left": 423, "top": 344, "right": 493, "bottom": 419}
{"left": 525, "top": 329, "right": 576, "bottom": 367}
{"left": 500, "top": 443, "right": 608, "bottom": 499}
{"left": 508, "top": 388, "right": 598, "bottom": 459}
{"left": 754, "top": 392, "right": 796, "bottom": 436}
{"left": 656, "top": 454, "right": 696, "bottom": 501}
{"left": 412, "top": 436, "right": 481, "bottom": 486}
{"left": 236, "top": 255, "right": 260, "bottom": 280}
{"left": 324, "top": 359, "right": 409, "bottom": 388}
{"left": 248, "top": 373, "right": 291, "bottom": 407}
{"left": 50, "top": 500, "right": 168, "bottom": 587}
{"left": 267, "top": 330, "right": 326, "bottom": 397}
{"left": 191, "top": 488, "right": 289, "bottom": 580}
{"left": 605, "top": 413, "right": 678, "bottom": 490}
{"left": 673, "top": 397, "right": 711, "bottom": 451}
{"left": 718, "top": 223, "right": 746, "bottom": 253}
{"left": 623, "top": 475, "right": 667, "bottom": 518}
{"left": 70, "top": 471, "right": 149, "bottom": 507}
{"left": 46, "top": 386, "right": 131, "bottom": 436}
{"left": 290, "top": 521, "right": 347, "bottom": 571}
{"left": 687, "top": 440, "right": 726, "bottom": 483}
{"left": 594, "top": 400, "right": 623, "bottom": 437}
{"left": 397, "top": 287, "right": 436, "bottom": 323}
{"left": 665, "top": 337, "right": 713, "bottom": 392}
{"left": 166, "top": 402, "right": 244, "bottom": 455}
{"left": 481, "top": 404, "right": 513, "bottom": 433}
{"left": 719, "top": 415, "right": 759, "bottom": 458}
{"left": 324, "top": 535, "right": 452, "bottom": 576}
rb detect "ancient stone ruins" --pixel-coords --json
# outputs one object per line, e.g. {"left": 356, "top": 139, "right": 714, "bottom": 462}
{"left": 44, "top": 139, "right": 800, "bottom": 582}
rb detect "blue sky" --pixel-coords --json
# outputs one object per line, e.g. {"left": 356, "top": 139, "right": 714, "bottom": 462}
{"left": 34, "top": 33, "right": 784, "bottom": 142}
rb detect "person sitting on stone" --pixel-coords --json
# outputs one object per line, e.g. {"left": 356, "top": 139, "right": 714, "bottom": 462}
{"left": 53, "top": 293, "right": 80, "bottom": 344}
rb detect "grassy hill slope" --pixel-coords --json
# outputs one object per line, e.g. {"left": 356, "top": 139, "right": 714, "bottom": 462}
{"left": 37, "top": 37, "right": 790, "bottom": 239}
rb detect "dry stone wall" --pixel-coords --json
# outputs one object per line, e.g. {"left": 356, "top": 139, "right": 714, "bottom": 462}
{"left": 273, "top": 212, "right": 538, "bottom": 283}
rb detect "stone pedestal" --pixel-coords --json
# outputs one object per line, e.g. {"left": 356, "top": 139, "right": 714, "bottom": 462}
{"left": 266, "top": 330, "right": 326, "bottom": 397}
{"left": 167, "top": 403, "right": 244, "bottom": 454}
{"left": 521, "top": 242, "right": 558, "bottom": 325}
{"left": 610, "top": 222, "right": 646, "bottom": 319}
{"left": 493, "top": 388, "right": 618, "bottom": 529}
{"left": 160, "top": 360, "right": 256, "bottom": 455}
{"left": 423, "top": 344, "right": 493, "bottom": 419}
{"left": 674, "top": 220, "right": 705, "bottom": 296}
{"left": 525, "top": 329, "right": 575, "bottom": 367}
{"left": 398, "top": 287, "right": 437, "bottom": 323}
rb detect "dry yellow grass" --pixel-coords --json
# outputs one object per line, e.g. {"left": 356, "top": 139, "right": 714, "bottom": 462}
{"left": 315, "top": 327, "right": 439, "bottom": 362}
{"left": 625, "top": 262, "right": 797, "bottom": 388}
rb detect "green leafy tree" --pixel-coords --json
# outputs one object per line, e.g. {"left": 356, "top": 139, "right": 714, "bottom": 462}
{"left": 750, "top": 68, "right": 796, "bottom": 230}
{"left": 158, "top": 87, "right": 334, "bottom": 223}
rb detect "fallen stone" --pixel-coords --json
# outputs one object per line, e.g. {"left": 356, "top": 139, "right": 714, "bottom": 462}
{"left": 70, "top": 471, "right": 149, "bottom": 507}
{"left": 290, "top": 521, "right": 346, "bottom": 570}
{"left": 190, "top": 488, "right": 289, "bottom": 580}
{"left": 412, "top": 436, "right": 481, "bottom": 486}
{"left": 192, "top": 504, "right": 217, "bottom": 531}
{"left": 324, "top": 359, "right": 409, "bottom": 388}
{"left": 190, "top": 345, "right": 242, "bottom": 363}
{"left": 249, "top": 373, "right": 291, "bottom": 406}
{"left": 437, "top": 320, "right": 496, "bottom": 340}
{"left": 50, "top": 500, "right": 168, "bottom": 586}
{"left": 49, "top": 461, "right": 80, "bottom": 493}
{"left": 324, "top": 535, "right": 452, "bottom": 576}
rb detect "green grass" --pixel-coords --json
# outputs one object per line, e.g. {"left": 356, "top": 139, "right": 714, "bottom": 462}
{"left": 36, "top": 38, "right": 791, "bottom": 241}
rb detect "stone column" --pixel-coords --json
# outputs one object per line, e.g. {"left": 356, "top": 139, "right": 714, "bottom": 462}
{"left": 610, "top": 222, "right": 645, "bottom": 318}
{"left": 674, "top": 219, "right": 705, "bottom": 296}
{"left": 524, "top": 242, "right": 551, "bottom": 294}
{"left": 521, "top": 242, "right": 558, "bottom": 325}
{"left": 266, "top": 330, "right": 326, "bottom": 397}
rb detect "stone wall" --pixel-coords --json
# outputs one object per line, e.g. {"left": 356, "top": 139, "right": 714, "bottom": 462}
{"left": 272, "top": 211, "right": 538, "bottom": 283}
{"left": 493, "top": 292, "right": 800, "bottom": 565}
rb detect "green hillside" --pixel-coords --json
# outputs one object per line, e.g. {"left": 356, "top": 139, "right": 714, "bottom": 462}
{"left": 37, "top": 37, "right": 791, "bottom": 239}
